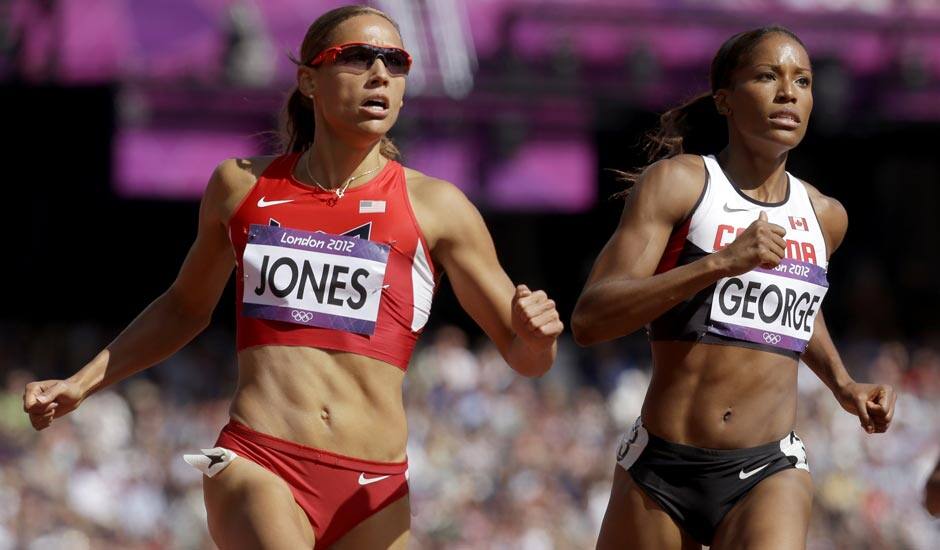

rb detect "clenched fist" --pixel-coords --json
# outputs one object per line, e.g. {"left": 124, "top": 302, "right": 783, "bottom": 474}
{"left": 23, "top": 379, "right": 84, "bottom": 431}
{"left": 717, "top": 211, "right": 788, "bottom": 275}
{"left": 511, "top": 284, "right": 564, "bottom": 350}
{"left": 836, "top": 381, "right": 897, "bottom": 434}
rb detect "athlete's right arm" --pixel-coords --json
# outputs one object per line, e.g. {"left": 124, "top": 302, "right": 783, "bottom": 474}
{"left": 926, "top": 456, "right": 940, "bottom": 517}
{"left": 23, "top": 159, "right": 253, "bottom": 430}
{"left": 571, "top": 156, "right": 787, "bottom": 346}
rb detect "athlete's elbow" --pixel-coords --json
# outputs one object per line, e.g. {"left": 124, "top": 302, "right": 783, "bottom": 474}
{"left": 571, "top": 311, "right": 602, "bottom": 347}
{"left": 163, "top": 288, "right": 215, "bottom": 332}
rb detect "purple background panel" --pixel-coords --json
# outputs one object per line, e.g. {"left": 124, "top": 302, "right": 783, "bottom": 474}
{"left": 114, "top": 129, "right": 258, "bottom": 198}
{"left": 485, "top": 139, "right": 595, "bottom": 212}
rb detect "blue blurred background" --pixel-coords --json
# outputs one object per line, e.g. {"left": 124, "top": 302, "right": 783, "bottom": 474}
{"left": 3, "top": 0, "right": 939, "bottom": 548}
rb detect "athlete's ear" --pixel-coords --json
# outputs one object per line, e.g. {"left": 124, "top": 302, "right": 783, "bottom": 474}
{"left": 297, "top": 66, "right": 316, "bottom": 98}
{"left": 714, "top": 91, "right": 731, "bottom": 116}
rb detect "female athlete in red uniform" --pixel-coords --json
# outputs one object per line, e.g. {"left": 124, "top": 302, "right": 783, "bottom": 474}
{"left": 22, "top": 6, "right": 562, "bottom": 549}
{"left": 573, "top": 27, "right": 896, "bottom": 549}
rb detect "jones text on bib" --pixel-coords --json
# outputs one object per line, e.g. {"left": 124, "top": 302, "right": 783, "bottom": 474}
{"left": 241, "top": 224, "right": 390, "bottom": 335}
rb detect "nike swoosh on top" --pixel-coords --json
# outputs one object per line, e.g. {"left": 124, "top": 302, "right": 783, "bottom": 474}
{"left": 358, "top": 473, "right": 391, "bottom": 486}
{"left": 258, "top": 197, "right": 295, "bottom": 208}
{"left": 738, "top": 463, "right": 770, "bottom": 480}
{"left": 723, "top": 203, "right": 756, "bottom": 213}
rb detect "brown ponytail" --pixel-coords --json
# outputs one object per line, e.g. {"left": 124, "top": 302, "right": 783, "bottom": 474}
{"left": 619, "top": 25, "right": 806, "bottom": 188}
{"left": 279, "top": 5, "right": 402, "bottom": 159}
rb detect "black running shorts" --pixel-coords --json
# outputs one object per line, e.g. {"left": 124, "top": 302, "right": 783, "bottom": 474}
{"left": 616, "top": 417, "right": 809, "bottom": 546}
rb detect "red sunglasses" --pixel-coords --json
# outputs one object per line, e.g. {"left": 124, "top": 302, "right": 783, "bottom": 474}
{"left": 307, "top": 42, "right": 413, "bottom": 76}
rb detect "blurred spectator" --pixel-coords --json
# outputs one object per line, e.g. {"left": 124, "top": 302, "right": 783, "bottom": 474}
{"left": 2, "top": 323, "right": 938, "bottom": 548}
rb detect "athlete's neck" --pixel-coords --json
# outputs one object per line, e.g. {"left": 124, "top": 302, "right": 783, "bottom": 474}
{"left": 718, "top": 139, "right": 789, "bottom": 203}
{"left": 304, "top": 132, "right": 387, "bottom": 191}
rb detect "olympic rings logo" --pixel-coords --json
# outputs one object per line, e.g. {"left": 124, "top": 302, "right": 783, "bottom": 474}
{"left": 763, "top": 332, "right": 782, "bottom": 345}
{"left": 292, "top": 310, "right": 314, "bottom": 323}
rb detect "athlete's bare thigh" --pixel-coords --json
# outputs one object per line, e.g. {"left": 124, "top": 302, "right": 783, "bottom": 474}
{"left": 711, "top": 468, "right": 813, "bottom": 550}
{"left": 203, "top": 457, "right": 315, "bottom": 549}
{"left": 331, "top": 493, "right": 410, "bottom": 550}
{"left": 596, "top": 466, "right": 700, "bottom": 550}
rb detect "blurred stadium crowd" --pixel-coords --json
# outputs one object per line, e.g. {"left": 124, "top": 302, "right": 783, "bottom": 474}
{"left": 1, "top": 322, "right": 937, "bottom": 549}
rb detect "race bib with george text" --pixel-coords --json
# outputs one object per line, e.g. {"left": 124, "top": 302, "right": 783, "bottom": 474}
{"left": 241, "top": 224, "right": 390, "bottom": 335}
{"left": 707, "top": 259, "right": 828, "bottom": 353}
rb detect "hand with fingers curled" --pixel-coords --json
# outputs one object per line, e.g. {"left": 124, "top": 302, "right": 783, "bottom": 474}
{"left": 511, "top": 284, "right": 564, "bottom": 351}
{"left": 835, "top": 381, "right": 898, "bottom": 434}
{"left": 22, "top": 379, "right": 85, "bottom": 431}
{"left": 716, "top": 211, "right": 788, "bottom": 275}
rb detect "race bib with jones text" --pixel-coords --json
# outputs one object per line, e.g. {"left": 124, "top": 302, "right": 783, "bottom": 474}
{"left": 707, "top": 259, "right": 828, "bottom": 353}
{"left": 241, "top": 224, "right": 389, "bottom": 335}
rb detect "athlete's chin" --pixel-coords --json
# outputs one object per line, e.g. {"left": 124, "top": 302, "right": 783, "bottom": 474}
{"left": 355, "top": 117, "right": 398, "bottom": 138}
{"left": 759, "top": 129, "right": 805, "bottom": 152}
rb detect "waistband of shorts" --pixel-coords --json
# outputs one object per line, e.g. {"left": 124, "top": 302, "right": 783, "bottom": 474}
{"left": 642, "top": 423, "right": 794, "bottom": 459}
{"left": 219, "top": 420, "right": 408, "bottom": 474}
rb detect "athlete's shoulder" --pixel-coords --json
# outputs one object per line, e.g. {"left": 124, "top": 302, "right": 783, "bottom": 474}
{"left": 213, "top": 155, "right": 279, "bottom": 190}
{"left": 207, "top": 155, "right": 279, "bottom": 224}
{"left": 402, "top": 166, "right": 471, "bottom": 206}
{"left": 799, "top": 179, "right": 848, "bottom": 253}
{"left": 646, "top": 153, "right": 706, "bottom": 180}
{"left": 626, "top": 154, "right": 707, "bottom": 223}
{"left": 402, "top": 166, "right": 480, "bottom": 248}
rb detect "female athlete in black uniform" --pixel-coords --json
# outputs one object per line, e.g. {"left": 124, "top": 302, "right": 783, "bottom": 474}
{"left": 573, "top": 26, "right": 897, "bottom": 549}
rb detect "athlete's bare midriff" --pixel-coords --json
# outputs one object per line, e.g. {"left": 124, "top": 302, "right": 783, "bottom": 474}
{"left": 230, "top": 345, "right": 408, "bottom": 462}
{"left": 642, "top": 341, "right": 798, "bottom": 449}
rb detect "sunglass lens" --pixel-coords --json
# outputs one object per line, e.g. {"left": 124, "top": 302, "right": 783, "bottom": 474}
{"left": 382, "top": 51, "right": 410, "bottom": 75}
{"left": 335, "top": 46, "right": 374, "bottom": 71}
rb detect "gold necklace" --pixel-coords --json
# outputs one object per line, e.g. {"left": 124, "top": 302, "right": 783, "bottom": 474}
{"left": 303, "top": 149, "right": 382, "bottom": 199}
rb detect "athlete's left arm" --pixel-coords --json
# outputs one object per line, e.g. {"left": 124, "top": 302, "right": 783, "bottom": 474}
{"left": 409, "top": 175, "right": 563, "bottom": 377}
{"left": 801, "top": 185, "right": 897, "bottom": 434}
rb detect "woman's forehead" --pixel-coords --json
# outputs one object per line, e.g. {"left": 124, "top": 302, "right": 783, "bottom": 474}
{"left": 328, "top": 14, "right": 403, "bottom": 49}
{"left": 746, "top": 34, "right": 811, "bottom": 69}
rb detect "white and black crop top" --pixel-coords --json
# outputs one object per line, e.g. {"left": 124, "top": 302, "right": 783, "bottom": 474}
{"left": 647, "top": 155, "right": 829, "bottom": 358}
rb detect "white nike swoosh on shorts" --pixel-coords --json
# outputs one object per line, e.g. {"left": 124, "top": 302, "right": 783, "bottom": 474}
{"left": 738, "top": 463, "right": 770, "bottom": 480}
{"left": 358, "top": 473, "right": 391, "bottom": 486}
{"left": 257, "top": 197, "right": 295, "bottom": 208}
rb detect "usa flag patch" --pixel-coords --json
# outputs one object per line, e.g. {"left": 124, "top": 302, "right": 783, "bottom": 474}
{"left": 359, "top": 200, "right": 386, "bottom": 214}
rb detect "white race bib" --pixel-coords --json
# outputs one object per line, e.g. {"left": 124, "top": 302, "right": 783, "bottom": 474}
{"left": 241, "top": 224, "right": 389, "bottom": 335}
{"left": 707, "top": 259, "right": 828, "bottom": 353}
